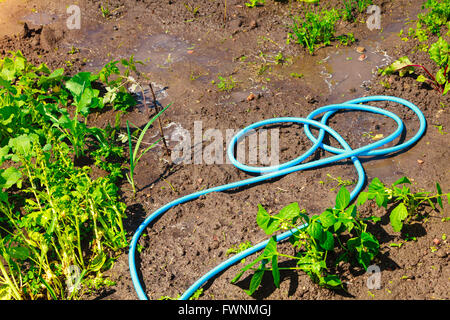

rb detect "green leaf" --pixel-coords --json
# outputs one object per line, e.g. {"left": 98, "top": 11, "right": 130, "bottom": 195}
{"left": 65, "top": 72, "right": 91, "bottom": 98}
{"left": 263, "top": 236, "right": 277, "bottom": 257}
{"left": 8, "top": 134, "right": 35, "bottom": 156}
{"left": 381, "top": 56, "right": 414, "bottom": 76}
{"left": 257, "top": 204, "right": 281, "bottom": 235}
{"left": 0, "top": 167, "right": 22, "bottom": 189}
{"left": 390, "top": 203, "right": 408, "bottom": 232}
{"left": 322, "top": 274, "right": 341, "bottom": 287}
{"left": 436, "top": 182, "right": 443, "bottom": 209}
{"left": 88, "top": 252, "right": 107, "bottom": 272}
{"left": 335, "top": 186, "right": 350, "bottom": 209}
{"left": 393, "top": 176, "right": 411, "bottom": 186}
{"left": 308, "top": 220, "right": 324, "bottom": 241}
{"left": 319, "top": 210, "right": 336, "bottom": 228}
{"left": 368, "top": 177, "right": 385, "bottom": 192}
{"left": 357, "top": 192, "right": 369, "bottom": 206}
{"left": 244, "top": 268, "right": 265, "bottom": 296}
{"left": 271, "top": 255, "right": 280, "bottom": 288}
{"left": 231, "top": 255, "right": 264, "bottom": 284}
{"left": 8, "top": 246, "right": 30, "bottom": 260}
{"left": 436, "top": 68, "right": 446, "bottom": 85}
{"left": 416, "top": 74, "right": 429, "bottom": 82}
{"left": 429, "top": 37, "right": 449, "bottom": 67}
{"left": 320, "top": 230, "right": 334, "bottom": 251}
{"left": 276, "top": 202, "right": 300, "bottom": 221}
{"left": 443, "top": 82, "right": 450, "bottom": 95}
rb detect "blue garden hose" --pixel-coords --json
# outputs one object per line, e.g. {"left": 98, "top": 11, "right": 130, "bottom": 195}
{"left": 128, "top": 95, "right": 426, "bottom": 300}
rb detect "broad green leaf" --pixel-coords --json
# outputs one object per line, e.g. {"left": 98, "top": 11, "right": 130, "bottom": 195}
{"left": 368, "top": 177, "right": 385, "bottom": 192}
{"left": 319, "top": 210, "right": 336, "bottom": 228}
{"left": 390, "top": 203, "right": 408, "bottom": 232}
{"left": 357, "top": 192, "right": 369, "bottom": 206}
{"left": 322, "top": 274, "right": 341, "bottom": 287}
{"left": 8, "top": 246, "right": 29, "bottom": 260}
{"left": 308, "top": 220, "right": 324, "bottom": 241}
{"left": 257, "top": 205, "right": 281, "bottom": 235}
{"left": 276, "top": 202, "right": 300, "bottom": 221}
{"left": 0, "top": 167, "right": 22, "bottom": 189}
{"left": 429, "top": 37, "right": 449, "bottom": 67}
{"left": 320, "top": 230, "right": 334, "bottom": 251}
{"left": 335, "top": 186, "right": 350, "bottom": 209}
{"left": 8, "top": 134, "right": 35, "bottom": 156}
{"left": 381, "top": 56, "right": 414, "bottom": 76}
{"left": 244, "top": 267, "right": 265, "bottom": 296}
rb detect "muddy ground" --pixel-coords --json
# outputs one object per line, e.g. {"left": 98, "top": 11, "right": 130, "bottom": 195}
{"left": 0, "top": 0, "right": 449, "bottom": 300}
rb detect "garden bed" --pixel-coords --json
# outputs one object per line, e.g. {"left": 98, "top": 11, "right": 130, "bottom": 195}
{"left": 0, "top": 0, "right": 448, "bottom": 300}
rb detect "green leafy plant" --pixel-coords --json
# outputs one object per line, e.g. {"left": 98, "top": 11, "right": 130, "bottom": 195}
{"left": 245, "top": 0, "right": 265, "bottom": 8}
{"left": 417, "top": 0, "right": 450, "bottom": 35}
{"left": 0, "top": 51, "right": 132, "bottom": 300}
{"left": 288, "top": 9, "right": 355, "bottom": 54}
{"left": 357, "top": 177, "right": 449, "bottom": 232}
{"left": 126, "top": 104, "right": 171, "bottom": 195}
{"left": 231, "top": 187, "right": 380, "bottom": 295}
{"left": 380, "top": 37, "right": 450, "bottom": 95}
{"left": 213, "top": 75, "right": 237, "bottom": 91}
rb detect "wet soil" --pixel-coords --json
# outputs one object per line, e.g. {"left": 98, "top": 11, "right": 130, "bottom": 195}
{"left": 0, "top": 0, "right": 448, "bottom": 300}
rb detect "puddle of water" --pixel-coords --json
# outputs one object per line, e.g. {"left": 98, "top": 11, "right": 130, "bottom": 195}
{"left": 22, "top": 12, "right": 58, "bottom": 26}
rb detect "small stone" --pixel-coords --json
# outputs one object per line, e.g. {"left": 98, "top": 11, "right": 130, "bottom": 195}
{"left": 433, "top": 238, "right": 441, "bottom": 246}
{"left": 417, "top": 159, "right": 424, "bottom": 164}
{"left": 246, "top": 93, "right": 256, "bottom": 101}
{"left": 305, "top": 94, "right": 317, "bottom": 104}
{"left": 249, "top": 20, "right": 258, "bottom": 30}
{"left": 356, "top": 46, "right": 366, "bottom": 53}
{"left": 358, "top": 54, "right": 367, "bottom": 61}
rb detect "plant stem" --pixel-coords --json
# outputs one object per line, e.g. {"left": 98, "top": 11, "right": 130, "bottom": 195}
{"left": 149, "top": 82, "right": 170, "bottom": 157}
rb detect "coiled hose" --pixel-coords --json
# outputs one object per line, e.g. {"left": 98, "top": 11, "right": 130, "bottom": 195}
{"left": 128, "top": 95, "right": 426, "bottom": 300}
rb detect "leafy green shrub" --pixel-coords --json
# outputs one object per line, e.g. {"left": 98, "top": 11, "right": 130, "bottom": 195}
{"left": 0, "top": 51, "right": 134, "bottom": 299}
{"left": 232, "top": 187, "right": 380, "bottom": 294}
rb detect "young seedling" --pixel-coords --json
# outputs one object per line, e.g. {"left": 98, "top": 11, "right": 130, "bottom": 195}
{"left": 126, "top": 104, "right": 171, "bottom": 195}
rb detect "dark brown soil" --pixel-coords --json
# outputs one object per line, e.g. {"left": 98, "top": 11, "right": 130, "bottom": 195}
{"left": 0, "top": 0, "right": 448, "bottom": 301}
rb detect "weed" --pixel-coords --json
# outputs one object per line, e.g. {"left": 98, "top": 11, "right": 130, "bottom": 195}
{"left": 213, "top": 75, "right": 237, "bottom": 91}
{"left": 288, "top": 9, "right": 355, "bottom": 54}
{"left": 245, "top": 0, "right": 265, "bottom": 8}
{"left": 126, "top": 104, "right": 171, "bottom": 195}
